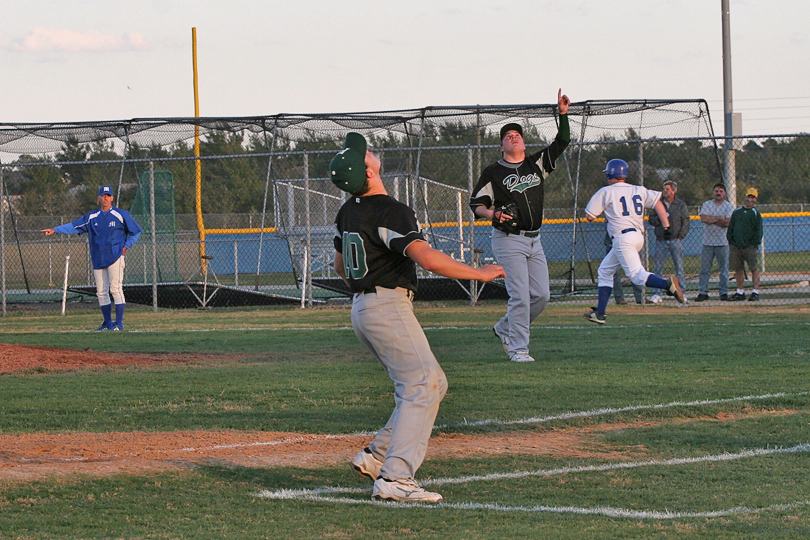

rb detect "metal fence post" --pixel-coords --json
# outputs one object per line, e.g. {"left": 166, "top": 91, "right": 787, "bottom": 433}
{"left": 639, "top": 139, "right": 649, "bottom": 302}
{"left": 456, "top": 191, "right": 464, "bottom": 260}
{"left": 1, "top": 167, "right": 5, "bottom": 317}
{"left": 467, "top": 146, "right": 478, "bottom": 306}
{"left": 304, "top": 153, "right": 312, "bottom": 308}
{"left": 61, "top": 255, "right": 70, "bottom": 316}
{"left": 150, "top": 161, "right": 158, "bottom": 313}
{"left": 233, "top": 240, "right": 239, "bottom": 287}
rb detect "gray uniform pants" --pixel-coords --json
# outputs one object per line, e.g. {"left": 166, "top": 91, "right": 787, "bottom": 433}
{"left": 351, "top": 286, "right": 448, "bottom": 481}
{"left": 698, "top": 244, "right": 730, "bottom": 295}
{"left": 491, "top": 229, "right": 550, "bottom": 356}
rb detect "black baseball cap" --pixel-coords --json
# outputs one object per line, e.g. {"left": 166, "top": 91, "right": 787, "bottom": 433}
{"left": 499, "top": 123, "right": 523, "bottom": 141}
{"left": 330, "top": 132, "right": 368, "bottom": 193}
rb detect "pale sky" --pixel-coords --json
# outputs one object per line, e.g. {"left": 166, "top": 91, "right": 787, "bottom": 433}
{"left": 1, "top": 0, "right": 808, "bottom": 137}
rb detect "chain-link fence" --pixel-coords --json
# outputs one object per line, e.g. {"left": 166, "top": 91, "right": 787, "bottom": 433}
{"left": 1, "top": 105, "right": 808, "bottom": 313}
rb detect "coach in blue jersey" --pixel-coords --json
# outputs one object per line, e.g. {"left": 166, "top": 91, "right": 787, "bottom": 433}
{"left": 42, "top": 185, "right": 142, "bottom": 331}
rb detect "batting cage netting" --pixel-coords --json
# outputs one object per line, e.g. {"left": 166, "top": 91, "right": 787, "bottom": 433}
{"left": 1, "top": 100, "right": 808, "bottom": 312}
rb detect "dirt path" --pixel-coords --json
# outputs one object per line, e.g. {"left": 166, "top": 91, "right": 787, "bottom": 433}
{"left": 0, "top": 343, "right": 214, "bottom": 373}
{"left": 0, "top": 426, "right": 639, "bottom": 484}
{"left": 0, "top": 343, "right": 787, "bottom": 485}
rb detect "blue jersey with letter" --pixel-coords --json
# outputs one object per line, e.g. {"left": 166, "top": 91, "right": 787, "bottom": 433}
{"left": 55, "top": 207, "right": 142, "bottom": 269}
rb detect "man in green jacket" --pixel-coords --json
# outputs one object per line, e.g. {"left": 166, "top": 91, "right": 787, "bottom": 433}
{"left": 727, "top": 187, "right": 763, "bottom": 301}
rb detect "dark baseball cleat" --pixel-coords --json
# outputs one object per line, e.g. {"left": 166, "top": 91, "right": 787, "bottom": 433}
{"left": 95, "top": 321, "right": 111, "bottom": 331}
{"left": 719, "top": 294, "right": 729, "bottom": 301}
{"left": 665, "top": 276, "right": 685, "bottom": 304}
{"left": 584, "top": 309, "right": 606, "bottom": 325}
{"left": 616, "top": 299, "right": 628, "bottom": 305}
{"left": 351, "top": 447, "right": 383, "bottom": 481}
{"left": 492, "top": 326, "right": 510, "bottom": 356}
{"left": 748, "top": 292, "right": 759, "bottom": 301}
{"left": 731, "top": 292, "right": 746, "bottom": 301}
{"left": 695, "top": 294, "right": 709, "bottom": 302}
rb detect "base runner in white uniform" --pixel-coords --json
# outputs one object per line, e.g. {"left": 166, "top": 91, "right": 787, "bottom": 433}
{"left": 331, "top": 133, "right": 505, "bottom": 503}
{"left": 583, "top": 159, "right": 685, "bottom": 324}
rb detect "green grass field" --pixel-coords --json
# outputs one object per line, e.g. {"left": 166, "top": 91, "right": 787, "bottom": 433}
{"left": 1, "top": 302, "right": 809, "bottom": 539}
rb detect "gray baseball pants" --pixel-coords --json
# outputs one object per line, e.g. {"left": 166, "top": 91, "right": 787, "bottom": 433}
{"left": 698, "top": 244, "right": 730, "bottom": 296}
{"left": 491, "top": 229, "right": 550, "bottom": 356}
{"left": 351, "top": 286, "right": 448, "bottom": 481}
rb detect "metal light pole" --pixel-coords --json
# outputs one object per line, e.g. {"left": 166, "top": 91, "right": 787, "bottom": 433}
{"left": 721, "top": 0, "right": 738, "bottom": 206}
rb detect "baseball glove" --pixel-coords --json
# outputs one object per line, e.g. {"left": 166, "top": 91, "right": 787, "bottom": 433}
{"left": 492, "top": 202, "right": 520, "bottom": 234}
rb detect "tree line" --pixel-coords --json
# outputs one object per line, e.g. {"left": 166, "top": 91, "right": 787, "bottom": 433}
{"left": 5, "top": 128, "right": 809, "bottom": 218}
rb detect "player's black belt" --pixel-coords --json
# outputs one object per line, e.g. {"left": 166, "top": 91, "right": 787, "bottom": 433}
{"left": 517, "top": 229, "right": 540, "bottom": 238}
{"left": 357, "top": 286, "right": 415, "bottom": 300}
{"left": 610, "top": 228, "right": 637, "bottom": 240}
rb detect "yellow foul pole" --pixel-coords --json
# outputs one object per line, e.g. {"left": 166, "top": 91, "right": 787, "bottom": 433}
{"left": 192, "top": 28, "right": 206, "bottom": 266}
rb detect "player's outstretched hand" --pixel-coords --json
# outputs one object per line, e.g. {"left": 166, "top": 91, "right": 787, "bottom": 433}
{"left": 41, "top": 228, "right": 55, "bottom": 236}
{"left": 478, "top": 264, "right": 506, "bottom": 282}
{"left": 558, "top": 89, "right": 570, "bottom": 114}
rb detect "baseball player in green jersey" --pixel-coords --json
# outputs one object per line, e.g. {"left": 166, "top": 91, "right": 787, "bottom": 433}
{"left": 470, "top": 89, "right": 570, "bottom": 362}
{"left": 331, "top": 133, "right": 505, "bottom": 503}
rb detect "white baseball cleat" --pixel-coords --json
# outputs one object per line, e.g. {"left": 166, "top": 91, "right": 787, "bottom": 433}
{"left": 350, "top": 448, "right": 383, "bottom": 481}
{"left": 509, "top": 351, "right": 535, "bottom": 363}
{"left": 372, "top": 477, "right": 443, "bottom": 503}
{"left": 649, "top": 293, "right": 663, "bottom": 304}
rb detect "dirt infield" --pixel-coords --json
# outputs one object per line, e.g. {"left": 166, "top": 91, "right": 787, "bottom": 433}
{"left": 0, "top": 343, "right": 205, "bottom": 374}
{"left": 0, "top": 426, "right": 639, "bottom": 485}
{"left": 0, "top": 343, "right": 787, "bottom": 485}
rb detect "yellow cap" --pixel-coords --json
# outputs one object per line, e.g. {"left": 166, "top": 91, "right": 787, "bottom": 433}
{"left": 746, "top": 187, "right": 758, "bottom": 198}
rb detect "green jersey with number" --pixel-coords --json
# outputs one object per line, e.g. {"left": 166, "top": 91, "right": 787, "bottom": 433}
{"left": 334, "top": 194, "right": 425, "bottom": 293}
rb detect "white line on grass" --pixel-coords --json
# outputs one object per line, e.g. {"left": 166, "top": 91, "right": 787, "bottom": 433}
{"left": 419, "top": 443, "right": 810, "bottom": 487}
{"left": 59, "top": 320, "right": 810, "bottom": 334}
{"left": 175, "top": 390, "right": 809, "bottom": 452}
{"left": 257, "top": 443, "right": 810, "bottom": 519}
{"left": 261, "top": 492, "right": 810, "bottom": 520}
{"left": 176, "top": 432, "right": 374, "bottom": 453}
{"left": 435, "top": 390, "right": 810, "bottom": 430}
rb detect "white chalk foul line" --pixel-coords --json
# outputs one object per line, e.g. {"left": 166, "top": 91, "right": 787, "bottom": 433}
{"left": 261, "top": 492, "right": 810, "bottom": 520}
{"left": 257, "top": 443, "right": 810, "bottom": 519}
{"left": 435, "top": 390, "right": 810, "bottom": 430}
{"left": 61, "top": 320, "right": 810, "bottom": 334}
{"left": 176, "top": 431, "right": 375, "bottom": 453}
{"left": 419, "top": 443, "right": 810, "bottom": 487}
{"left": 174, "top": 390, "right": 809, "bottom": 453}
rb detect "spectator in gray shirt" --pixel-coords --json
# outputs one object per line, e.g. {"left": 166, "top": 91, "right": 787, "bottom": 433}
{"left": 648, "top": 180, "right": 690, "bottom": 303}
{"left": 695, "top": 183, "right": 735, "bottom": 301}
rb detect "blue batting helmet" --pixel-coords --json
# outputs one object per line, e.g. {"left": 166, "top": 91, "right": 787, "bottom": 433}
{"left": 603, "top": 159, "right": 629, "bottom": 180}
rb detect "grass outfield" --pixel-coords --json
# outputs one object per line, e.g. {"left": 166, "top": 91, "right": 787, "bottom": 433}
{"left": 1, "top": 303, "right": 809, "bottom": 539}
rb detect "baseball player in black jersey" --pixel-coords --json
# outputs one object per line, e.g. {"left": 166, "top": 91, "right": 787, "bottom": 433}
{"left": 332, "top": 133, "right": 505, "bottom": 503}
{"left": 470, "top": 90, "right": 571, "bottom": 363}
